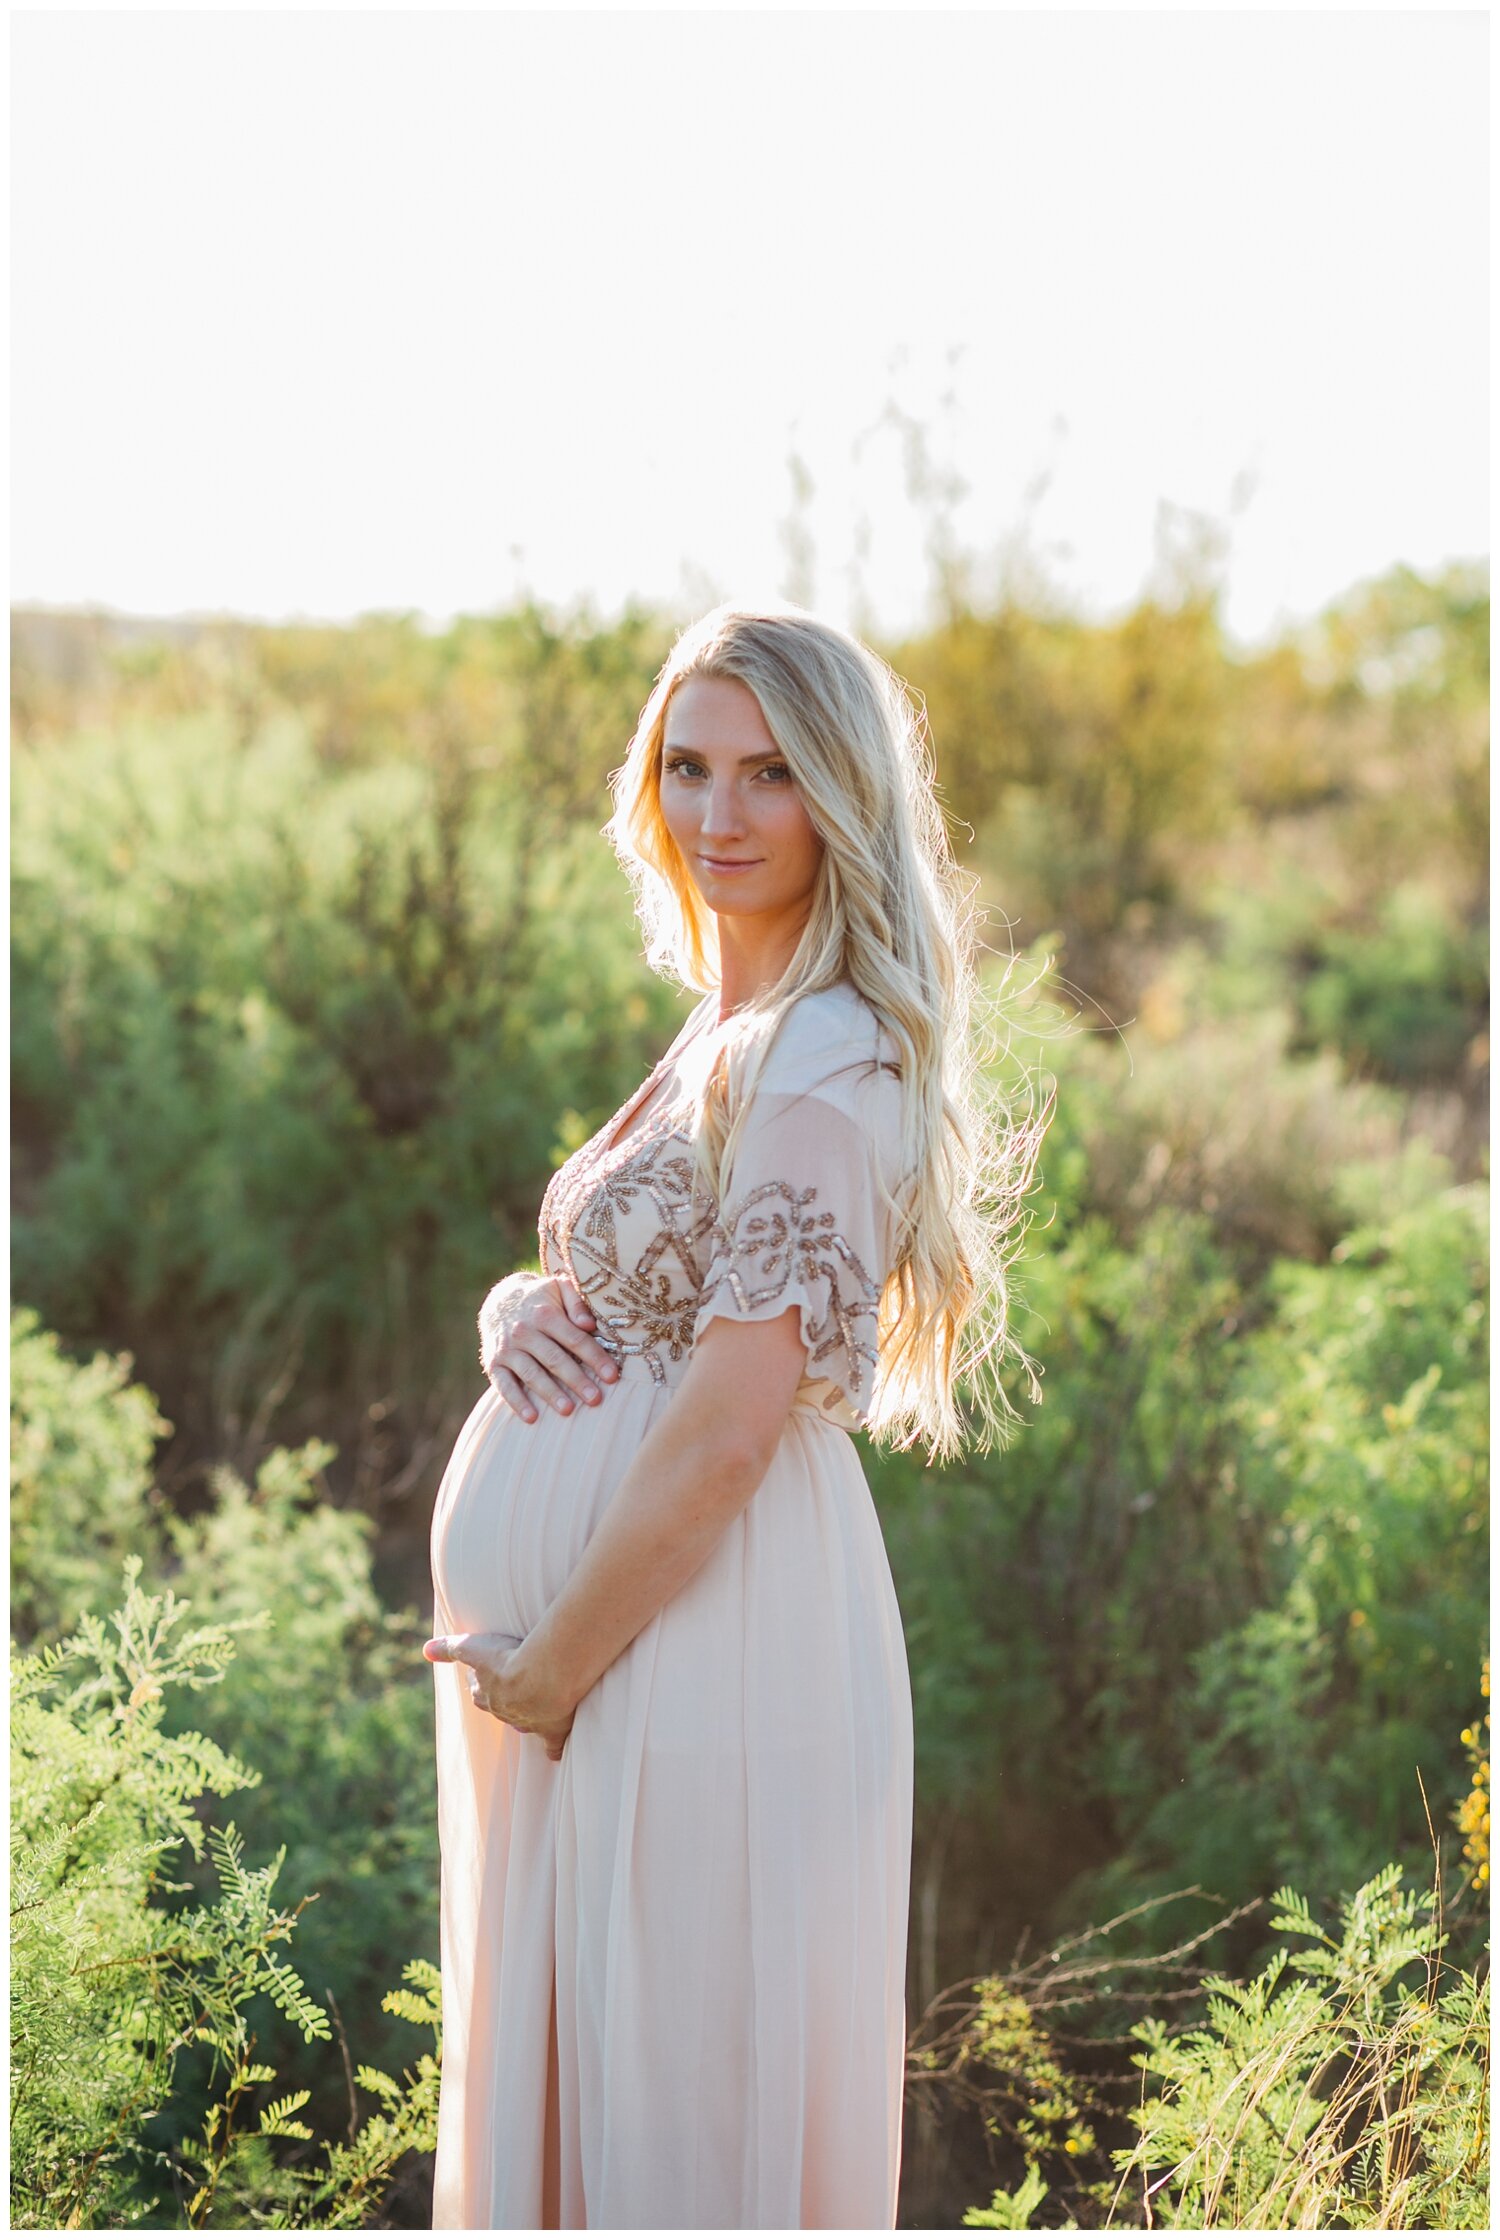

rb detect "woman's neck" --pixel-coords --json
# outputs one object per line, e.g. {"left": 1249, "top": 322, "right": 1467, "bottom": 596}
{"left": 714, "top": 913, "right": 809, "bottom": 1024}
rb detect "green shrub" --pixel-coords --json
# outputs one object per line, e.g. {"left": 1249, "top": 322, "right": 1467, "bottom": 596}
{"left": 10, "top": 1557, "right": 326, "bottom": 2225}
{"left": 871, "top": 1109, "right": 1487, "bottom": 1976}
{"left": 953, "top": 1860, "right": 1488, "bottom": 2231}
{"left": 1105, "top": 1184, "right": 1488, "bottom": 1917}
{"left": 8, "top": 1309, "right": 443, "bottom": 2141}
{"left": 159, "top": 1443, "right": 441, "bottom": 2133}
{"left": 9, "top": 1557, "right": 441, "bottom": 2230}
{"left": 11, "top": 706, "right": 687, "bottom": 1472}
{"left": 9, "top": 1304, "right": 170, "bottom": 1644}
{"left": 1296, "top": 881, "right": 1488, "bottom": 1085}
{"left": 1111, "top": 1865, "right": 1488, "bottom": 2228}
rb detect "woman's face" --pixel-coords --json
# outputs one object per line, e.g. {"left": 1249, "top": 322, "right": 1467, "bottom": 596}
{"left": 659, "top": 674, "right": 824, "bottom": 924}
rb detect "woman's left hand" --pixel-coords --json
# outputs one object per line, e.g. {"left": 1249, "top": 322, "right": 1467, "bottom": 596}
{"left": 423, "top": 1631, "right": 577, "bottom": 1761}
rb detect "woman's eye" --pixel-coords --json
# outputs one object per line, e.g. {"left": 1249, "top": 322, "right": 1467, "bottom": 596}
{"left": 663, "top": 758, "right": 791, "bottom": 782}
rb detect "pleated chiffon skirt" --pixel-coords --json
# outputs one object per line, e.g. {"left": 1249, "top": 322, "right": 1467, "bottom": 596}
{"left": 428, "top": 1354, "right": 914, "bottom": 2229}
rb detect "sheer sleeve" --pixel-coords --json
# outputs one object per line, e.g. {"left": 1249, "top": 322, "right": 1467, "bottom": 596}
{"left": 690, "top": 990, "right": 906, "bottom": 1433}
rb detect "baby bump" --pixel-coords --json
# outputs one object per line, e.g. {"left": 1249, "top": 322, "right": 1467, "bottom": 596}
{"left": 429, "top": 1372, "right": 667, "bottom": 1641}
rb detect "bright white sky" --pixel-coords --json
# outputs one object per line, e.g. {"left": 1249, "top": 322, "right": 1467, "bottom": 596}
{"left": 10, "top": 5, "right": 1489, "bottom": 651}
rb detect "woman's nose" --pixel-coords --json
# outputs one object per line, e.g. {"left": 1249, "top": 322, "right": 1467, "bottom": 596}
{"left": 699, "top": 785, "right": 749, "bottom": 840}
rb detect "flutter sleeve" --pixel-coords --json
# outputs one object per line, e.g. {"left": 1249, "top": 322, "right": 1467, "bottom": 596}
{"left": 690, "top": 991, "right": 906, "bottom": 1433}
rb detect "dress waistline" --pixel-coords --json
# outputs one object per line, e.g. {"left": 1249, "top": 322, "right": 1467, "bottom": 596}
{"left": 594, "top": 1345, "right": 860, "bottom": 1437}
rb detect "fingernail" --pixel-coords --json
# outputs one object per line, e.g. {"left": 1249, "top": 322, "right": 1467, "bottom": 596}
{"left": 555, "top": 1397, "right": 571, "bottom": 1413}
{"left": 602, "top": 1363, "right": 619, "bottom": 1381}
{"left": 523, "top": 1407, "right": 537, "bottom": 1423}
{"left": 582, "top": 1384, "right": 599, "bottom": 1404}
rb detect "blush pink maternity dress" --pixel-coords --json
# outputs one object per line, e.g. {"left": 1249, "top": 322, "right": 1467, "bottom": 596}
{"left": 428, "top": 981, "right": 914, "bottom": 2229}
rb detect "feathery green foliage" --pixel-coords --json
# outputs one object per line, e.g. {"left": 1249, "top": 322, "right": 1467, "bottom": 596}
{"left": 1109, "top": 1865, "right": 1489, "bottom": 2228}
{"left": 9, "top": 1556, "right": 442, "bottom": 2229}
{"left": 11, "top": 1558, "right": 323, "bottom": 2225}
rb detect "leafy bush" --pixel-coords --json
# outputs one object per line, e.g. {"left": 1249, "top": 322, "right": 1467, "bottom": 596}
{"left": 1110, "top": 1184, "right": 1488, "bottom": 1916}
{"left": 11, "top": 1558, "right": 325, "bottom": 2226}
{"left": 9, "top": 1558, "right": 440, "bottom": 2230}
{"left": 944, "top": 1679, "right": 1491, "bottom": 2231}
{"left": 9, "top": 1309, "right": 443, "bottom": 2142}
{"left": 1295, "top": 881, "right": 1488, "bottom": 1086}
{"left": 954, "top": 1861, "right": 1488, "bottom": 2231}
{"left": 11, "top": 705, "right": 688, "bottom": 1477}
{"left": 1056, "top": 995, "right": 1433, "bottom": 1270}
{"left": 870, "top": 1116, "right": 1487, "bottom": 1984}
{"left": 1111, "top": 1865, "right": 1488, "bottom": 2228}
{"left": 897, "top": 589, "right": 1234, "bottom": 946}
{"left": 10, "top": 1304, "right": 170, "bottom": 1644}
{"left": 159, "top": 1443, "right": 441, "bottom": 2133}
{"left": 1456, "top": 1659, "right": 1490, "bottom": 1895}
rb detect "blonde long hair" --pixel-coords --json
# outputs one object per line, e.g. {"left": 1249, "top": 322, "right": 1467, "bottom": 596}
{"left": 602, "top": 600, "right": 1052, "bottom": 1463}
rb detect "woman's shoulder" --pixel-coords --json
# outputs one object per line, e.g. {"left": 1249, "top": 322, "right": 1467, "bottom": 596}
{"left": 781, "top": 977, "right": 898, "bottom": 1044}
{"left": 760, "top": 980, "right": 903, "bottom": 1097}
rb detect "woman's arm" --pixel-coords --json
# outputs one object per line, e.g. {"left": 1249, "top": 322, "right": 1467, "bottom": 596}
{"left": 530, "top": 1302, "right": 809, "bottom": 1701}
{"left": 429, "top": 1305, "right": 810, "bottom": 1744}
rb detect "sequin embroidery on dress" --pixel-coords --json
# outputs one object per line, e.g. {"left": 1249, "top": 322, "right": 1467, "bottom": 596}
{"left": 693, "top": 1176, "right": 882, "bottom": 1400}
{"left": 540, "top": 1122, "right": 717, "bottom": 1387}
{"left": 535, "top": 986, "right": 904, "bottom": 1428}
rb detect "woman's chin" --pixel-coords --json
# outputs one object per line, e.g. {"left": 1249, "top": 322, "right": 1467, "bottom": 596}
{"left": 702, "top": 889, "right": 768, "bottom": 912}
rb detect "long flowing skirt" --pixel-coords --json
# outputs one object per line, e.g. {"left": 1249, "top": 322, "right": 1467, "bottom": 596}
{"left": 428, "top": 1357, "right": 913, "bottom": 2229}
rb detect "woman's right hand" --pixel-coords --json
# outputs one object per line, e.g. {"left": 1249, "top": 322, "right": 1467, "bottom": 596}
{"left": 479, "top": 1272, "right": 622, "bottom": 1423}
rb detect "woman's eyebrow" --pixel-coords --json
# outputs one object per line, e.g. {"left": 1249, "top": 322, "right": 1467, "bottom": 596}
{"left": 662, "top": 745, "right": 781, "bottom": 764}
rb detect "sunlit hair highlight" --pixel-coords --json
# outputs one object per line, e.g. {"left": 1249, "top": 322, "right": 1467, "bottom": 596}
{"left": 602, "top": 599, "right": 1053, "bottom": 1463}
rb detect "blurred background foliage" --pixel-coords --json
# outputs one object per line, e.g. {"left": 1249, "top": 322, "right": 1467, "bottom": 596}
{"left": 10, "top": 549, "right": 1488, "bottom": 2224}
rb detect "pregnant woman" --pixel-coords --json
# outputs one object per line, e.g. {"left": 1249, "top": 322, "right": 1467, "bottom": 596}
{"left": 424, "top": 602, "right": 1045, "bottom": 2228}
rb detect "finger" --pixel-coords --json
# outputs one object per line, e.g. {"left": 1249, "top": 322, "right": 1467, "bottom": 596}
{"left": 546, "top": 1291, "right": 621, "bottom": 1383}
{"left": 487, "top": 1359, "right": 540, "bottom": 1425}
{"left": 504, "top": 1327, "right": 606, "bottom": 1414}
{"left": 426, "top": 1634, "right": 479, "bottom": 1667}
{"left": 554, "top": 1327, "right": 621, "bottom": 1385}
{"left": 425, "top": 1630, "right": 514, "bottom": 1669}
{"left": 492, "top": 1320, "right": 574, "bottom": 1405}
{"left": 498, "top": 1352, "right": 579, "bottom": 1415}
{"left": 582, "top": 1337, "right": 620, "bottom": 1384}
{"left": 496, "top": 1287, "right": 617, "bottom": 1399}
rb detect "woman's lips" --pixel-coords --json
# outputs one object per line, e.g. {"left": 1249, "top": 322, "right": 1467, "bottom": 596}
{"left": 700, "top": 855, "right": 762, "bottom": 873}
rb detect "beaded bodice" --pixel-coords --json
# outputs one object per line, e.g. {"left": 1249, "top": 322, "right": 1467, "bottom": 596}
{"left": 535, "top": 986, "right": 906, "bottom": 1434}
